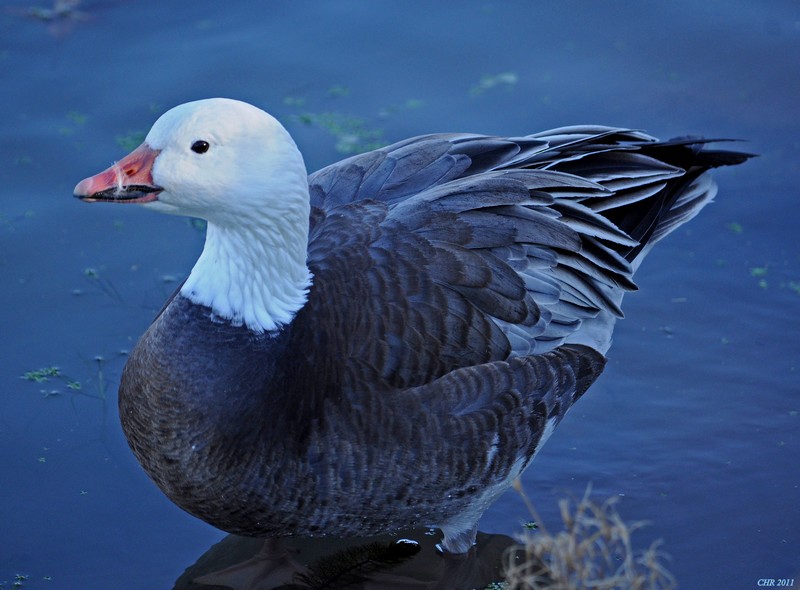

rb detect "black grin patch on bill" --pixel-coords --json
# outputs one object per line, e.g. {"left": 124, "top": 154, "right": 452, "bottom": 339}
{"left": 76, "top": 185, "right": 163, "bottom": 202}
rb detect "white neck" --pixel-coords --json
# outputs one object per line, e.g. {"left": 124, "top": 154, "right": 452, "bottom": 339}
{"left": 180, "top": 204, "right": 312, "bottom": 334}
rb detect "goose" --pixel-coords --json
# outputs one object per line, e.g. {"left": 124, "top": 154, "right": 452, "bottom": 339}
{"left": 74, "top": 98, "right": 749, "bottom": 554}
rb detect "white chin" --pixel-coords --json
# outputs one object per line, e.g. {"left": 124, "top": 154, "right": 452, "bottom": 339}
{"left": 141, "top": 199, "right": 186, "bottom": 216}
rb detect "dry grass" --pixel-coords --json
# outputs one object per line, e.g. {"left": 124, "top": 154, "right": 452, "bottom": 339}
{"left": 502, "top": 482, "right": 676, "bottom": 590}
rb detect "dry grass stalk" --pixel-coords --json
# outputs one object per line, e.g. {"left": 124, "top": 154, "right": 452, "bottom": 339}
{"left": 502, "top": 482, "right": 676, "bottom": 590}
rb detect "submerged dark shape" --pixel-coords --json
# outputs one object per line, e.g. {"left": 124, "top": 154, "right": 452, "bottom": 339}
{"left": 74, "top": 99, "right": 751, "bottom": 554}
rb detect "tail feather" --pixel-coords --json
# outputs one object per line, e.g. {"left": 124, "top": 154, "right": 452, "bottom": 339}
{"left": 548, "top": 137, "right": 754, "bottom": 265}
{"left": 535, "top": 134, "right": 754, "bottom": 353}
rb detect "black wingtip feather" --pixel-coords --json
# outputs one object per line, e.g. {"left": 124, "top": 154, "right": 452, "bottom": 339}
{"left": 643, "top": 137, "right": 756, "bottom": 169}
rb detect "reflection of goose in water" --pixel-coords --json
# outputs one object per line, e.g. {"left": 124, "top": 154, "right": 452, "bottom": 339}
{"left": 174, "top": 530, "right": 517, "bottom": 589}
{"left": 74, "top": 98, "right": 750, "bottom": 555}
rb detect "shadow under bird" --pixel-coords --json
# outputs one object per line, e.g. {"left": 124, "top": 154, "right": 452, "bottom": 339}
{"left": 74, "top": 98, "right": 750, "bottom": 554}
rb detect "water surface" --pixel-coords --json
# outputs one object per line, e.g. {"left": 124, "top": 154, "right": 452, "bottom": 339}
{"left": 1, "top": 1, "right": 798, "bottom": 588}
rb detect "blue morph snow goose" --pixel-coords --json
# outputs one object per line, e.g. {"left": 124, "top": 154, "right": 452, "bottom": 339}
{"left": 74, "top": 98, "right": 749, "bottom": 554}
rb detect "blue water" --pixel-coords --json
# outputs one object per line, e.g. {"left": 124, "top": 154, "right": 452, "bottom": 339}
{"left": 1, "top": 1, "right": 798, "bottom": 588}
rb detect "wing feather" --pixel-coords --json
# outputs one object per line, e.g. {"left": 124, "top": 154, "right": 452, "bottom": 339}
{"left": 302, "top": 129, "right": 750, "bottom": 391}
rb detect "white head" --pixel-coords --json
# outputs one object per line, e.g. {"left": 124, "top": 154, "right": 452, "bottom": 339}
{"left": 75, "top": 98, "right": 313, "bottom": 333}
{"left": 142, "top": 99, "right": 309, "bottom": 225}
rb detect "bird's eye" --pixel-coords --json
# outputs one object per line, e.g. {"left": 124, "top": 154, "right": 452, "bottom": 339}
{"left": 191, "top": 140, "right": 210, "bottom": 154}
